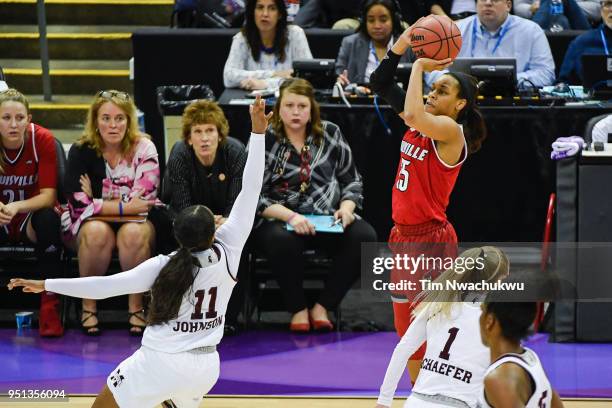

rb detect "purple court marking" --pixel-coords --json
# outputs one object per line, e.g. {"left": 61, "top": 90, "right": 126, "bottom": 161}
{"left": 1, "top": 329, "right": 611, "bottom": 398}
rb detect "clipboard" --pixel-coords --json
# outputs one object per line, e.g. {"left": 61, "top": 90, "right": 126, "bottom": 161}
{"left": 286, "top": 214, "right": 344, "bottom": 233}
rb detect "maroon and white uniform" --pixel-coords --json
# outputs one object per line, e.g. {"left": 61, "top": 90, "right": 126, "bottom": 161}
{"left": 44, "top": 134, "right": 265, "bottom": 408}
{"left": 480, "top": 348, "right": 553, "bottom": 408}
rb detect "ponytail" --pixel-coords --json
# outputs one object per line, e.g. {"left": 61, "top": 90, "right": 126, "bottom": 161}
{"left": 446, "top": 72, "right": 487, "bottom": 155}
{"left": 148, "top": 247, "right": 200, "bottom": 326}
{"left": 462, "top": 106, "right": 487, "bottom": 154}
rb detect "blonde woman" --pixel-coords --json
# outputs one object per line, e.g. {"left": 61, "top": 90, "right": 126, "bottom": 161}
{"left": 0, "top": 88, "right": 63, "bottom": 337}
{"left": 376, "top": 246, "right": 509, "bottom": 408}
{"left": 62, "top": 90, "right": 160, "bottom": 336}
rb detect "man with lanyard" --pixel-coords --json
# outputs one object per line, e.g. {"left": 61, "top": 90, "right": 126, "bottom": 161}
{"left": 557, "top": 0, "right": 612, "bottom": 84}
{"left": 427, "top": 0, "right": 555, "bottom": 89}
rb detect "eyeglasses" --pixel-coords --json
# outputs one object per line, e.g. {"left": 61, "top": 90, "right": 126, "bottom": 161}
{"left": 97, "top": 90, "right": 131, "bottom": 101}
{"left": 602, "top": 1, "right": 612, "bottom": 8}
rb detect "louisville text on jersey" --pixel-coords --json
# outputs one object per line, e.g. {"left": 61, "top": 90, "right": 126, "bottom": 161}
{"left": 0, "top": 175, "right": 38, "bottom": 187}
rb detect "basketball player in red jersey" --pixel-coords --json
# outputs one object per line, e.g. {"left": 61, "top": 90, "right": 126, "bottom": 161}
{"left": 370, "top": 23, "right": 487, "bottom": 382}
{"left": 0, "top": 89, "right": 64, "bottom": 337}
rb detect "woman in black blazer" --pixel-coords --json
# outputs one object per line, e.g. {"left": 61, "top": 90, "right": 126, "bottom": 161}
{"left": 164, "top": 99, "right": 247, "bottom": 335}
{"left": 335, "top": 0, "right": 413, "bottom": 87}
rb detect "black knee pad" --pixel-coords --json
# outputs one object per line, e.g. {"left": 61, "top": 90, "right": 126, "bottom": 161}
{"left": 31, "top": 208, "right": 64, "bottom": 279}
{"left": 31, "top": 208, "right": 61, "bottom": 248}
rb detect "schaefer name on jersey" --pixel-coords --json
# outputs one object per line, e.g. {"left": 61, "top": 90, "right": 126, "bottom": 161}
{"left": 420, "top": 356, "right": 473, "bottom": 383}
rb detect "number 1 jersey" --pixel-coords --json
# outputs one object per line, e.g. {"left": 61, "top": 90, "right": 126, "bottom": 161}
{"left": 392, "top": 127, "right": 466, "bottom": 226}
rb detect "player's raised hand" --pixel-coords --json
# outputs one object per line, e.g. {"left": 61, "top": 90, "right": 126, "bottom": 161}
{"left": 8, "top": 278, "right": 45, "bottom": 293}
{"left": 249, "top": 94, "right": 273, "bottom": 134}
{"left": 399, "top": 16, "right": 427, "bottom": 48}
{"left": 415, "top": 57, "right": 453, "bottom": 72}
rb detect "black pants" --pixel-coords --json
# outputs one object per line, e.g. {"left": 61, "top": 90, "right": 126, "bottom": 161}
{"left": 253, "top": 219, "right": 377, "bottom": 314}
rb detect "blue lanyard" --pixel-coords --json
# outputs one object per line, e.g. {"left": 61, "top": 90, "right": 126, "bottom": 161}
{"left": 601, "top": 28, "right": 610, "bottom": 56}
{"left": 369, "top": 41, "right": 381, "bottom": 66}
{"left": 369, "top": 37, "right": 393, "bottom": 66}
{"left": 471, "top": 18, "right": 509, "bottom": 57}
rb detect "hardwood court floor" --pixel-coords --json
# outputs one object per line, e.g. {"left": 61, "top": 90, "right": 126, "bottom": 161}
{"left": 2, "top": 396, "right": 611, "bottom": 408}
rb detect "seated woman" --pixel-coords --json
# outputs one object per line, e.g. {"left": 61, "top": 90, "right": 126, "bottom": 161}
{"left": 62, "top": 90, "right": 160, "bottom": 336}
{"left": 253, "top": 78, "right": 377, "bottom": 332}
{"left": 336, "top": 0, "right": 413, "bottom": 88}
{"left": 0, "top": 88, "right": 63, "bottom": 337}
{"left": 223, "top": 0, "right": 313, "bottom": 90}
{"left": 165, "top": 99, "right": 247, "bottom": 333}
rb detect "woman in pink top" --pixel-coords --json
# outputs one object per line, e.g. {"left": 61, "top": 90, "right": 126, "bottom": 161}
{"left": 62, "top": 90, "right": 160, "bottom": 336}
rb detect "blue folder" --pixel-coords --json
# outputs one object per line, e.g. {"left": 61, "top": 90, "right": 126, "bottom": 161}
{"left": 286, "top": 214, "right": 344, "bottom": 233}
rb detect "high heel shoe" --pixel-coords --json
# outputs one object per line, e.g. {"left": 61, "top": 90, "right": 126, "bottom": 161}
{"left": 310, "top": 317, "right": 333, "bottom": 332}
{"left": 289, "top": 321, "right": 311, "bottom": 333}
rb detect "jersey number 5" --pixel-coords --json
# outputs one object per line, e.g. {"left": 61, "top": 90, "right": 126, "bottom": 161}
{"left": 396, "top": 158, "right": 411, "bottom": 192}
{"left": 191, "top": 288, "right": 218, "bottom": 320}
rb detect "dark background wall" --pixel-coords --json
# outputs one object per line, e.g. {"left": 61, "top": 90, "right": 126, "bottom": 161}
{"left": 132, "top": 28, "right": 608, "bottom": 243}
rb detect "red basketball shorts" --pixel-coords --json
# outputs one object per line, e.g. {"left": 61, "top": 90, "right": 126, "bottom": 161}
{"left": 387, "top": 219, "right": 458, "bottom": 360}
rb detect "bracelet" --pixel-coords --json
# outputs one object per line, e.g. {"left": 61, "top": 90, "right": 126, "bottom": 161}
{"left": 286, "top": 212, "right": 297, "bottom": 223}
{"left": 118, "top": 201, "right": 123, "bottom": 216}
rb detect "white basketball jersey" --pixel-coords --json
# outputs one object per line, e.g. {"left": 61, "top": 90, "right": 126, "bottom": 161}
{"left": 142, "top": 243, "right": 236, "bottom": 354}
{"left": 412, "top": 302, "right": 490, "bottom": 407}
{"left": 480, "top": 347, "right": 552, "bottom": 408}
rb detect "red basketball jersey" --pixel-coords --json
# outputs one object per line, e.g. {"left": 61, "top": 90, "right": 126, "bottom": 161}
{"left": 1, "top": 123, "right": 57, "bottom": 241}
{"left": 392, "top": 127, "right": 466, "bottom": 226}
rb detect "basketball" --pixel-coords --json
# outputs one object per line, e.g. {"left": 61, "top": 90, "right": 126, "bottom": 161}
{"left": 410, "top": 15, "right": 462, "bottom": 61}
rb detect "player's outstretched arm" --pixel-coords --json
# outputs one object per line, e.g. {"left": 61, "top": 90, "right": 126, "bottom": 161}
{"left": 7, "top": 279, "right": 44, "bottom": 293}
{"left": 214, "top": 95, "right": 269, "bottom": 271}
{"left": 8, "top": 256, "right": 166, "bottom": 300}
{"left": 377, "top": 310, "right": 428, "bottom": 407}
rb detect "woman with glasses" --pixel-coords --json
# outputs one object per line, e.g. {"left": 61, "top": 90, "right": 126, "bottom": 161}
{"left": 0, "top": 88, "right": 64, "bottom": 337}
{"left": 223, "top": 0, "right": 312, "bottom": 91}
{"left": 62, "top": 89, "right": 160, "bottom": 336}
{"left": 165, "top": 100, "right": 247, "bottom": 334}
{"left": 253, "top": 78, "right": 377, "bottom": 332}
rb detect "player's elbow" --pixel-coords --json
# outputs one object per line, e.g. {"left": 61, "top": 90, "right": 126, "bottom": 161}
{"left": 402, "top": 112, "right": 417, "bottom": 127}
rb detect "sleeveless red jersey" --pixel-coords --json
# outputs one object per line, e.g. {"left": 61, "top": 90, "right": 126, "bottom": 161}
{"left": 1, "top": 123, "right": 57, "bottom": 241}
{"left": 392, "top": 127, "right": 466, "bottom": 226}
